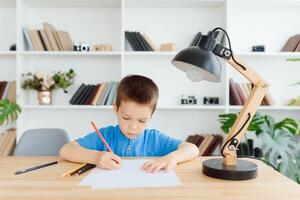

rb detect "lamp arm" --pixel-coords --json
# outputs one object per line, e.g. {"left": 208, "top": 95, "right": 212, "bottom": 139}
{"left": 221, "top": 56, "right": 269, "bottom": 166}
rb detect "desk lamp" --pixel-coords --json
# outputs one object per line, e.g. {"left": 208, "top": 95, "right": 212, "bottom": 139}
{"left": 171, "top": 27, "right": 269, "bottom": 180}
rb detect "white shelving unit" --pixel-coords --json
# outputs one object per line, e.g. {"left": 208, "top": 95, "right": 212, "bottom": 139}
{"left": 0, "top": 0, "right": 299, "bottom": 141}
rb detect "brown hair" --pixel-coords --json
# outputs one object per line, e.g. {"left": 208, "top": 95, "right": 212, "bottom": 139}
{"left": 116, "top": 75, "right": 159, "bottom": 113}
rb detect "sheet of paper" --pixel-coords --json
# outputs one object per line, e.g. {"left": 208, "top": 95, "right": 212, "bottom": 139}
{"left": 79, "top": 159, "right": 181, "bottom": 189}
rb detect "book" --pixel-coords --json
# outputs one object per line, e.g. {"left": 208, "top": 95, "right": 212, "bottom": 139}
{"left": 31, "top": 29, "right": 45, "bottom": 51}
{"left": 92, "top": 83, "right": 106, "bottom": 105}
{"left": 79, "top": 85, "right": 95, "bottom": 105}
{"left": 74, "top": 85, "right": 90, "bottom": 105}
{"left": 138, "top": 32, "right": 154, "bottom": 51}
{"left": 85, "top": 85, "right": 99, "bottom": 105}
{"left": 37, "top": 30, "right": 47, "bottom": 51}
{"left": 125, "top": 31, "right": 139, "bottom": 51}
{"left": 281, "top": 34, "right": 300, "bottom": 52}
{"left": 69, "top": 83, "right": 86, "bottom": 105}
{"left": 0, "top": 81, "right": 8, "bottom": 99}
{"left": 234, "top": 83, "right": 246, "bottom": 105}
{"left": 229, "top": 79, "right": 242, "bottom": 105}
{"left": 99, "top": 82, "right": 114, "bottom": 105}
{"left": 56, "top": 31, "right": 73, "bottom": 51}
{"left": 2, "top": 81, "right": 12, "bottom": 100}
{"left": 40, "top": 29, "right": 52, "bottom": 51}
{"left": 43, "top": 22, "right": 59, "bottom": 51}
{"left": 142, "top": 33, "right": 157, "bottom": 51}
{"left": 105, "top": 82, "right": 118, "bottom": 105}
{"left": 96, "top": 83, "right": 108, "bottom": 105}
{"left": 23, "top": 27, "right": 34, "bottom": 51}
{"left": 7, "top": 81, "right": 16, "bottom": 103}
{"left": 53, "top": 31, "right": 64, "bottom": 51}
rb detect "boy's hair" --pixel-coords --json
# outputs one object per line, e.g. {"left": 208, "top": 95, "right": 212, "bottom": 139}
{"left": 116, "top": 75, "right": 159, "bottom": 113}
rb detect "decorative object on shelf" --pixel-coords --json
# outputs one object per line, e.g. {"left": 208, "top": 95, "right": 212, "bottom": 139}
{"left": 181, "top": 95, "right": 197, "bottom": 105}
{"left": 203, "top": 97, "right": 219, "bottom": 105}
{"left": 9, "top": 44, "right": 16, "bottom": 51}
{"left": 0, "top": 99, "right": 21, "bottom": 126}
{"left": 219, "top": 112, "right": 300, "bottom": 184}
{"left": 172, "top": 27, "right": 269, "bottom": 180}
{"left": 74, "top": 42, "right": 90, "bottom": 52}
{"left": 92, "top": 44, "right": 112, "bottom": 51}
{"left": 160, "top": 43, "right": 176, "bottom": 51}
{"left": 252, "top": 45, "right": 265, "bottom": 52}
{"left": 288, "top": 80, "right": 300, "bottom": 106}
{"left": 21, "top": 69, "right": 75, "bottom": 105}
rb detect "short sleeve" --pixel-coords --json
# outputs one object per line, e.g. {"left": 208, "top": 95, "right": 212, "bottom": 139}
{"left": 156, "top": 131, "right": 182, "bottom": 156}
{"left": 76, "top": 128, "right": 107, "bottom": 151}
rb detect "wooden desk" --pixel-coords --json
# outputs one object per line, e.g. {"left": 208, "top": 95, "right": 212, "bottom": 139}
{"left": 0, "top": 156, "right": 299, "bottom": 200}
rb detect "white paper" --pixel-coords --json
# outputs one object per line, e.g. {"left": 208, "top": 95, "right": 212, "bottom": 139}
{"left": 79, "top": 159, "right": 181, "bottom": 189}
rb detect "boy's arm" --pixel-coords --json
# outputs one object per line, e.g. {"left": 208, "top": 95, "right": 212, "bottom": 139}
{"left": 59, "top": 141, "right": 121, "bottom": 169}
{"left": 142, "top": 142, "right": 199, "bottom": 173}
{"left": 59, "top": 141, "right": 101, "bottom": 164}
{"left": 167, "top": 142, "right": 199, "bottom": 163}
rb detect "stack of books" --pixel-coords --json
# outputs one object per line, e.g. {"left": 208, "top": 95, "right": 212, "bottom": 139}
{"left": 125, "top": 31, "right": 155, "bottom": 51}
{"left": 186, "top": 134, "right": 223, "bottom": 156}
{"left": 281, "top": 34, "right": 300, "bottom": 52}
{"left": 0, "top": 81, "right": 16, "bottom": 102}
{"left": 69, "top": 81, "right": 119, "bottom": 106}
{"left": 236, "top": 139, "right": 263, "bottom": 158}
{"left": 229, "top": 78, "right": 275, "bottom": 106}
{"left": 0, "top": 129, "right": 16, "bottom": 156}
{"left": 23, "top": 22, "right": 73, "bottom": 51}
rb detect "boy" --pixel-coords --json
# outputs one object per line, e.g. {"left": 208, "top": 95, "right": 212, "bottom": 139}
{"left": 60, "top": 75, "right": 199, "bottom": 173}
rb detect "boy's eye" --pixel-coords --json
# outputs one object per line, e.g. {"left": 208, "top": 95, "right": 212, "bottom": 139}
{"left": 123, "top": 117, "right": 130, "bottom": 120}
{"left": 139, "top": 120, "right": 146, "bottom": 123}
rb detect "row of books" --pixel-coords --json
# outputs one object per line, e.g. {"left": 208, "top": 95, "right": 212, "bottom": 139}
{"left": 229, "top": 78, "right": 275, "bottom": 106}
{"left": 69, "top": 81, "right": 119, "bottom": 105}
{"left": 125, "top": 31, "right": 154, "bottom": 51}
{"left": 281, "top": 34, "right": 300, "bottom": 52}
{"left": 23, "top": 22, "right": 73, "bottom": 51}
{"left": 0, "top": 81, "right": 16, "bottom": 102}
{"left": 237, "top": 139, "right": 263, "bottom": 158}
{"left": 186, "top": 134, "right": 223, "bottom": 156}
{"left": 189, "top": 31, "right": 225, "bottom": 47}
{"left": 0, "top": 129, "right": 16, "bottom": 156}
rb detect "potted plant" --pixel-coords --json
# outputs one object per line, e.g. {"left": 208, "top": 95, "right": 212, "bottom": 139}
{"left": 21, "top": 69, "right": 75, "bottom": 105}
{"left": 0, "top": 99, "right": 21, "bottom": 126}
{"left": 219, "top": 112, "right": 300, "bottom": 183}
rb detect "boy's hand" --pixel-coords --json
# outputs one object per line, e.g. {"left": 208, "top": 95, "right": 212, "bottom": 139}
{"left": 95, "top": 152, "right": 122, "bottom": 170}
{"left": 142, "top": 155, "right": 178, "bottom": 173}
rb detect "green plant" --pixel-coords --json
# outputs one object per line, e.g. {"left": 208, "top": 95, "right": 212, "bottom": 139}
{"left": 219, "top": 113, "right": 300, "bottom": 183}
{"left": 22, "top": 69, "right": 75, "bottom": 93}
{"left": 287, "top": 81, "right": 300, "bottom": 106}
{"left": 0, "top": 99, "right": 21, "bottom": 126}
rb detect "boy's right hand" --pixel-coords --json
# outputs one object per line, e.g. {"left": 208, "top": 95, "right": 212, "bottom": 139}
{"left": 95, "top": 152, "right": 122, "bottom": 170}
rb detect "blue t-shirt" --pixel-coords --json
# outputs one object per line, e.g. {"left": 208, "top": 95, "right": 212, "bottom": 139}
{"left": 76, "top": 125, "right": 182, "bottom": 157}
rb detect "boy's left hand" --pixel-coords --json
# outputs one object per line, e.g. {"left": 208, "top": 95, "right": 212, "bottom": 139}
{"left": 142, "top": 155, "right": 177, "bottom": 173}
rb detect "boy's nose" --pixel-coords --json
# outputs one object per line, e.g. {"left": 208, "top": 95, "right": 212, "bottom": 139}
{"left": 128, "top": 123, "right": 138, "bottom": 130}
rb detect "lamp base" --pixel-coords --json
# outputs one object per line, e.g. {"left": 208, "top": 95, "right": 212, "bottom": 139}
{"left": 202, "top": 158, "right": 257, "bottom": 180}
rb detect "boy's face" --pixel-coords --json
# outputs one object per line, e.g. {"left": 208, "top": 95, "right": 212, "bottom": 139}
{"left": 114, "top": 100, "right": 153, "bottom": 139}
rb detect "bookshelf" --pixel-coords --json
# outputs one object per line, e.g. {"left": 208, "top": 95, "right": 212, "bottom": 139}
{"left": 0, "top": 0, "right": 299, "bottom": 142}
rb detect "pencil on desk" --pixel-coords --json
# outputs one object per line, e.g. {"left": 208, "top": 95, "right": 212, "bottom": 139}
{"left": 75, "top": 164, "right": 96, "bottom": 176}
{"left": 60, "top": 163, "right": 87, "bottom": 178}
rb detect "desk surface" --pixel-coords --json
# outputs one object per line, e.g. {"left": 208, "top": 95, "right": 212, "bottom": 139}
{"left": 0, "top": 156, "right": 300, "bottom": 200}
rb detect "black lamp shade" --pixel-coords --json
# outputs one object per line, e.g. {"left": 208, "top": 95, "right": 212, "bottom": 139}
{"left": 171, "top": 46, "right": 221, "bottom": 82}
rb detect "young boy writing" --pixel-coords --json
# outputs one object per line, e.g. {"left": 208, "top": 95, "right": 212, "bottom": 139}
{"left": 60, "top": 75, "right": 199, "bottom": 173}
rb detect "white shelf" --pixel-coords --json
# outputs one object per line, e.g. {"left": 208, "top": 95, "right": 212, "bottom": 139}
{"left": 21, "top": 105, "right": 226, "bottom": 110}
{"left": 124, "top": 51, "right": 177, "bottom": 56}
{"left": 229, "top": 106, "right": 300, "bottom": 111}
{"left": 237, "top": 52, "right": 300, "bottom": 59}
{"left": 0, "top": 51, "right": 16, "bottom": 56}
{"left": 19, "top": 51, "right": 122, "bottom": 56}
